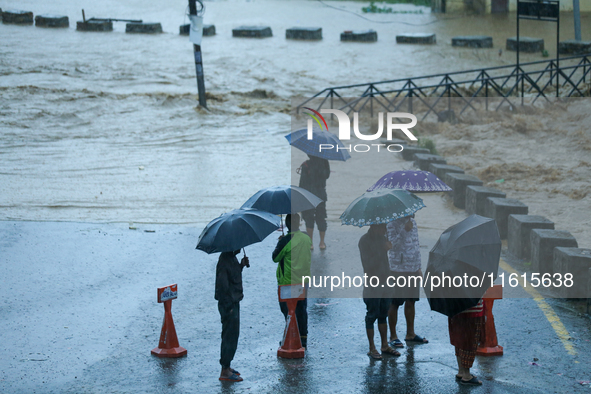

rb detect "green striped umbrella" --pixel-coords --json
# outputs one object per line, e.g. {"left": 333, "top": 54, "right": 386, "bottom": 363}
{"left": 340, "top": 189, "right": 426, "bottom": 227}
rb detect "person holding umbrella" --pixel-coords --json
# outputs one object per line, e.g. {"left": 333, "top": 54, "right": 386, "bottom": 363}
{"left": 286, "top": 126, "right": 351, "bottom": 250}
{"left": 424, "top": 214, "right": 501, "bottom": 386}
{"left": 196, "top": 208, "right": 281, "bottom": 382}
{"left": 339, "top": 188, "right": 426, "bottom": 359}
{"left": 215, "top": 250, "right": 249, "bottom": 382}
{"left": 272, "top": 213, "right": 312, "bottom": 348}
{"left": 366, "top": 170, "right": 450, "bottom": 348}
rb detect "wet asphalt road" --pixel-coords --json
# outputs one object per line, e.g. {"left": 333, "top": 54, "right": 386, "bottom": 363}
{"left": 1, "top": 218, "right": 590, "bottom": 394}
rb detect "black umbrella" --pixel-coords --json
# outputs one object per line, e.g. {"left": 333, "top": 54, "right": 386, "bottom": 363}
{"left": 196, "top": 208, "right": 281, "bottom": 254}
{"left": 240, "top": 185, "right": 322, "bottom": 214}
{"left": 424, "top": 214, "right": 501, "bottom": 317}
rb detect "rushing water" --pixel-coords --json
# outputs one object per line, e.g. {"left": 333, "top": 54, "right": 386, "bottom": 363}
{"left": 1, "top": 0, "right": 589, "bottom": 224}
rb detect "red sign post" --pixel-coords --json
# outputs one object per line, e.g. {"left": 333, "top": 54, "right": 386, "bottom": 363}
{"left": 151, "top": 284, "right": 187, "bottom": 358}
{"left": 277, "top": 284, "right": 306, "bottom": 359}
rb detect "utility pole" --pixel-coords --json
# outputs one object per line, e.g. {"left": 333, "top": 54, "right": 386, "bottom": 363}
{"left": 188, "top": 0, "right": 207, "bottom": 108}
{"left": 573, "top": 0, "right": 582, "bottom": 41}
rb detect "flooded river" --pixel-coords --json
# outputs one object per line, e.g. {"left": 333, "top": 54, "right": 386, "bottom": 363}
{"left": 1, "top": 0, "right": 589, "bottom": 224}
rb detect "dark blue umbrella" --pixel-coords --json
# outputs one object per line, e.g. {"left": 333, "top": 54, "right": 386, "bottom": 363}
{"left": 196, "top": 208, "right": 281, "bottom": 254}
{"left": 285, "top": 128, "right": 351, "bottom": 162}
{"left": 241, "top": 185, "right": 323, "bottom": 214}
{"left": 367, "top": 170, "right": 451, "bottom": 193}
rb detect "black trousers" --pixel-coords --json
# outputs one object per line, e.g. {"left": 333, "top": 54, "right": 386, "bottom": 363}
{"left": 279, "top": 299, "right": 308, "bottom": 347}
{"left": 218, "top": 301, "right": 240, "bottom": 369}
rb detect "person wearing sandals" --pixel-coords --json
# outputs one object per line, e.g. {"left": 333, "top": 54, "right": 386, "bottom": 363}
{"left": 449, "top": 299, "right": 484, "bottom": 386}
{"left": 358, "top": 224, "right": 400, "bottom": 359}
{"left": 215, "top": 250, "right": 249, "bottom": 382}
{"left": 298, "top": 155, "right": 330, "bottom": 250}
{"left": 387, "top": 215, "right": 429, "bottom": 349}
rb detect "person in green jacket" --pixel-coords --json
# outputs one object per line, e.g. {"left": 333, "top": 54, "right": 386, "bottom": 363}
{"left": 272, "top": 213, "right": 312, "bottom": 347}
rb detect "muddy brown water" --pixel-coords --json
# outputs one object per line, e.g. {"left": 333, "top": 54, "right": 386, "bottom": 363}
{"left": 1, "top": 0, "right": 589, "bottom": 224}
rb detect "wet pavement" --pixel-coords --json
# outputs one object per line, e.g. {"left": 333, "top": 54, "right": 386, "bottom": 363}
{"left": 1, "top": 218, "right": 590, "bottom": 393}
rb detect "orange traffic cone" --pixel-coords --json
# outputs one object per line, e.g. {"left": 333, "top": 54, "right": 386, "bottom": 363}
{"left": 477, "top": 284, "right": 503, "bottom": 356}
{"left": 151, "top": 284, "right": 187, "bottom": 358}
{"left": 277, "top": 285, "right": 305, "bottom": 359}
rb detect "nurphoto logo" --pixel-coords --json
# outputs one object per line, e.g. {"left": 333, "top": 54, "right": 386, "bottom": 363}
{"left": 303, "top": 107, "right": 418, "bottom": 154}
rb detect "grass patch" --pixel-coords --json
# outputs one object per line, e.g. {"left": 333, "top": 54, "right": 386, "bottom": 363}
{"left": 362, "top": 1, "right": 426, "bottom": 13}
{"left": 417, "top": 138, "right": 438, "bottom": 155}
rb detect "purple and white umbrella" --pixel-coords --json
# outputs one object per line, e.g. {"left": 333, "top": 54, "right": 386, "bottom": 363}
{"left": 367, "top": 170, "right": 452, "bottom": 193}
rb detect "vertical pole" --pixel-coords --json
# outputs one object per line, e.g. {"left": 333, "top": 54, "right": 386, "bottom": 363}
{"left": 556, "top": 8, "right": 560, "bottom": 97}
{"left": 194, "top": 44, "right": 207, "bottom": 108}
{"left": 516, "top": 6, "right": 520, "bottom": 98}
{"left": 189, "top": 0, "right": 207, "bottom": 108}
{"left": 573, "top": 0, "right": 582, "bottom": 41}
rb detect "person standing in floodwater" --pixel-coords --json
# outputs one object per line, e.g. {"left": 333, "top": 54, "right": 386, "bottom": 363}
{"left": 298, "top": 155, "right": 330, "bottom": 250}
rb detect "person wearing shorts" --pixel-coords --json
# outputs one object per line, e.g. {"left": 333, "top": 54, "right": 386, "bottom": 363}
{"left": 359, "top": 224, "right": 400, "bottom": 359}
{"left": 298, "top": 155, "right": 330, "bottom": 250}
{"left": 387, "top": 215, "right": 429, "bottom": 348}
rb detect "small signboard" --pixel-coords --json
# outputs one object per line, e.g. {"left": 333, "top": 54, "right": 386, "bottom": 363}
{"left": 517, "top": 0, "right": 559, "bottom": 21}
{"left": 278, "top": 284, "right": 306, "bottom": 302}
{"left": 157, "top": 284, "right": 178, "bottom": 303}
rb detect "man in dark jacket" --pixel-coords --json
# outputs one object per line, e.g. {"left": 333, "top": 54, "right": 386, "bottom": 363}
{"left": 215, "top": 250, "right": 249, "bottom": 382}
{"left": 299, "top": 155, "right": 330, "bottom": 250}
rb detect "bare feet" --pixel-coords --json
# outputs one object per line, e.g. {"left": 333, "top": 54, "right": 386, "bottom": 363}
{"left": 319, "top": 242, "right": 326, "bottom": 250}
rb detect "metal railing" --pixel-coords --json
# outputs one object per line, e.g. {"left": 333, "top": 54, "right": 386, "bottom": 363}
{"left": 297, "top": 54, "right": 591, "bottom": 120}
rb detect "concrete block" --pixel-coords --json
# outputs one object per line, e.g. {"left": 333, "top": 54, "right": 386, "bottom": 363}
{"left": 35, "top": 15, "right": 69, "bottom": 28}
{"left": 506, "top": 36, "right": 544, "bottom": 53}
{"left": 559, "top": 40, "right": 591, "bottom": 56}
{"left": 396, "top": 33, "right": 436, "bottom": 44}
{"left": 126, "top": 22, "right": 162, "bottom": 34}
{"left": 2, "top": 10, "right": 33, "bottom": 25}
{"left": 452, "top": 35, "right": 493, "bottom": 48}
{"left": 180, "top": 23, "right": 190, "bottom": 35}
{"left": 485, "top": 198, "right": 528, "bottom": 239}
{"left": 401, "top": 146, "right": 430, "bottom": 161}
{"left": 341, "top": 30, "right": 377, "bottom": 43}
{"left": 507, "top": 215, "right": 554, "bottom": 260}
{"left": 428, "top": 163, "right": 464, "bottom": 180}
{"left": 76, "top": 20, "right": 113, "bottom": 32}
{"left": 444, "top": 173, "right": 483, "bottom": 209}
{"left": 180, "top": 23, "right": 216, "bottom": 36}
{"left": 233, "top": 26, "right": 272, "bottom": 38}
{"left": 554, "top": 247, "right": 591, "bottom": 298}
{"left": 465, "top": 186, "right": 506, "bottom": 216}
{"left": 203, "top": 24, "right": 215, "bottom": 36}
{"left": 530, "top": 229, "right": 577, "bottom": 275}
{"left": 413, "top": 153, "right": 446, "bottom": 171}
{"left": 286, "top": 27, "right": 322, "bottom": 40}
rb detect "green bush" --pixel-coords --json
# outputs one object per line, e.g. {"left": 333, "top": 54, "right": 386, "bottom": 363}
{"left": 362, "top": 1, "right": 426, "bottom": 13}
{"left": 418, "top": 138, "right": 438, "bottom": 155}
